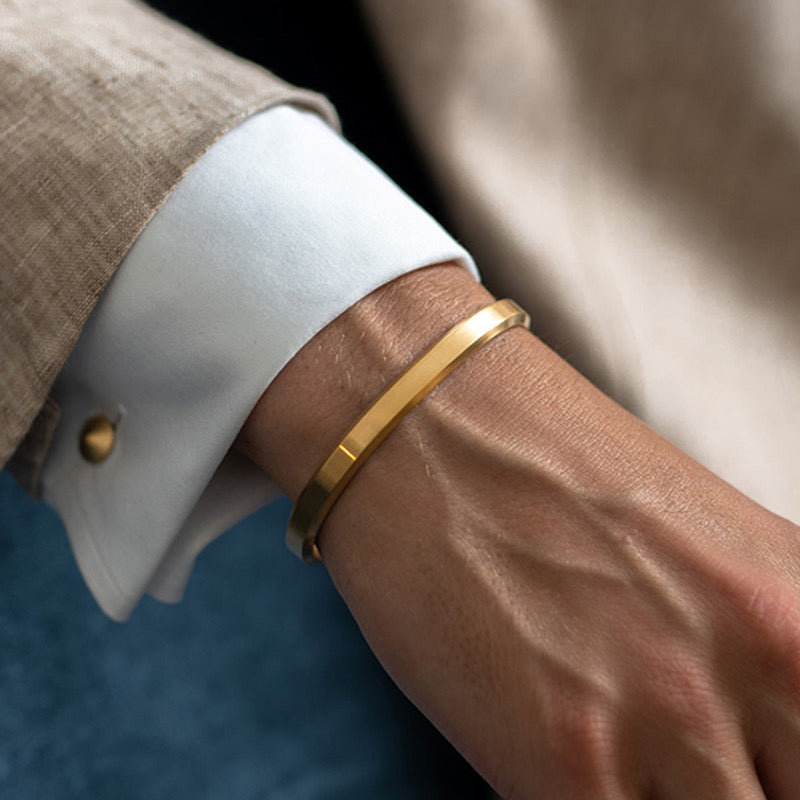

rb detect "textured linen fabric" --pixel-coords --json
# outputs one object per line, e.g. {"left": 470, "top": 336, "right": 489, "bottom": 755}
{"left": 361, "top": 0, "right": 800, "bottom": 524}
{"left": 41, "top": 106, "right": 477, "bottom": 621}
{"left": 0, "top": 0, "right": 336, "bottom": 478}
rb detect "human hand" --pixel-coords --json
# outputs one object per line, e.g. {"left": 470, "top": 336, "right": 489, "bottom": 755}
{"left": 237, "top": 263, "right": 800, "bottom": 799}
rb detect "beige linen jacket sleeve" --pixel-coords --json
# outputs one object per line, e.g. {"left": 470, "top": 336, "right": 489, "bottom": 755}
{"left": 0, "top": 0, "right": 336, "bottom": 493}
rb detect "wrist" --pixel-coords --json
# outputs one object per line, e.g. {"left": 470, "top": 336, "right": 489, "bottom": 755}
{"left": 234, "top": 262, "right": 493, "bottom": 500}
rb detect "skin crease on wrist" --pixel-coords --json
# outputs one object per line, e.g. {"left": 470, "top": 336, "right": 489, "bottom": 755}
{"left": 235, "top": 262, "right": 800, "bottom": 800}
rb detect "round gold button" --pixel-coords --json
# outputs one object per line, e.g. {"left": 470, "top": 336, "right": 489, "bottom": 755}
{"left": 79, "top": 415, "right": 115, "bottom": 463}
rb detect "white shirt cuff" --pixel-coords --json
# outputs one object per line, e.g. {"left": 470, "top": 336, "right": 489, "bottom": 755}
{"left": 41, "top": 105, "right": 477, "bottom": 621}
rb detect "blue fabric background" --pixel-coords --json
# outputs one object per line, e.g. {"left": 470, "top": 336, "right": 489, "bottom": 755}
{"left": 0, "top": 471, "right": 486, "bottom": 799}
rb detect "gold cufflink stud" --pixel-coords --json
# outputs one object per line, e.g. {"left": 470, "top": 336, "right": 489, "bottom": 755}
{"left": 79, "top": 415, "right": 115, "bottom": 463}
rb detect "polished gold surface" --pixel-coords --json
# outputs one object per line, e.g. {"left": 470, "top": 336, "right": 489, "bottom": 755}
{"left": 287, "top": 298, "right": 531, "bottom": 563}
{"left": 79, "top": 415, "right": 115, "bottom": 463}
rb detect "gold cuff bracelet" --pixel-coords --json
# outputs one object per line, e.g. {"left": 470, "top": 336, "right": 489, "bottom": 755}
{"left": 286, "top": 298, "right": 531, "bottom": 563}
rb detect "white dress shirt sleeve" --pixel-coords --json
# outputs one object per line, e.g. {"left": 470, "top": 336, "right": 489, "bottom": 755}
{"left": 41, "top": 105, "right": 478, "bottom": 622}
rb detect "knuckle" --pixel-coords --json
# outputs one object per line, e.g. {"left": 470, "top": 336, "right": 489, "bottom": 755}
{"left": 550, "top": 694, "right": 619, "bottom": 789}
{"left": 649, "top": 655, "right": 724, "bottom": 734}
{"left": 742, "top": 582, "right": 800, "bottom": 693}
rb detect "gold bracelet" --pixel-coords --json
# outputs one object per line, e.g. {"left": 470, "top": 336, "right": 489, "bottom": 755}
{"left": 286, "top": 298, "right": 531, "bottom": 563}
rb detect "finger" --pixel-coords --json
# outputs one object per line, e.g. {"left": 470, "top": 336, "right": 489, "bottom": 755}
{"left": 651, "top": 771, "right": 766, "bottom": 800}
{"left": 753, "top": 709, "right": 800, "bottom": 800}
{"left": 648, "top": 738, "right": 767, "bottom": 800}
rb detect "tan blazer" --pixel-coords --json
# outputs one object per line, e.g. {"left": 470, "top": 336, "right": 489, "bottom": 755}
{"left": 0, "top": 0, "right": 335, "bottom": 492}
